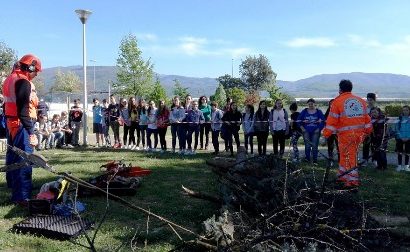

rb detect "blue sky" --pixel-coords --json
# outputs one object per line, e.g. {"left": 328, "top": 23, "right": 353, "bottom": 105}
{"left": 2, "top": 0, "right": 410, "bottom": 81}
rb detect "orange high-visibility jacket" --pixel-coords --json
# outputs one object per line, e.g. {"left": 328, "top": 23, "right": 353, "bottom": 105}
{"left": 2, "top": 70, "right": 38, "bottom": 120}
{"left": 323, "top": 92, "right": 372, "bottom": 138}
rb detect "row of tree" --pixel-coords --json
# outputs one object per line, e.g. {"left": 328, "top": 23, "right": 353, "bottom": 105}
{"left": 1, "top": 36, "right": 291, "bottom": 106}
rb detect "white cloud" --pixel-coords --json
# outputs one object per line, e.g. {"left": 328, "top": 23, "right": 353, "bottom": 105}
{"left": 224, "top": 48, "right": 253, "bottom": 58}
{"left": 179, "top": 36, "right": 208, "bottom": 44}
{"left": 285, "top": 37, "right": 336, "bottom": 48}
{"left": 136, "top": 33, "right": 158, "bottom": 42}
{"left": 385, "top": 35, "right": 410, "bottom": 55}
{"left": 141, "top": 35, "right": 254, "bottom": 58}
{"left": 176, "top": 36, "right": 251, "bottom": 57}
{"left": 178, "top": 36, "right": 208, "bottom": 56}
{"left": 348, "top": 34, "right": 381, "bottom": 48}
{"left": 347, "top": 35, "right": 410, "bottom": 57}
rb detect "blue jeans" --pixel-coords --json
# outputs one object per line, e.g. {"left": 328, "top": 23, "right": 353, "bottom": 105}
{"left": 244, "top": 133, "right": 254, "bottom": 154}
{"left": 6, "top": 124, "right": 33, "bottom": 202}
{"left": 187, "top": 125, "right": 200, "bottom": 150}
{"left": 303, "top": 130, "right": 320, "bottom": 162}
{"left": 171, "top": 124, "right": 178, "bottom": 150}
{"left": 177, "top": 124, "right": 187, "bottom": 150}
{"left": 53, "top": 131, "right": 64, "bottom": 147}
{"left": 139, "top": 125, "right": 147, "bottom": 147}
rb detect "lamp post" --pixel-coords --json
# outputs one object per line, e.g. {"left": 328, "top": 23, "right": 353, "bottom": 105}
{"left": 90, "top": 59, "right": 97, "bottom": 91}
{"left": 231, "top": 58, "right": 234, "bottom": 77}
{"left": 75, "top": 9, "right": 92, "bottom": 146}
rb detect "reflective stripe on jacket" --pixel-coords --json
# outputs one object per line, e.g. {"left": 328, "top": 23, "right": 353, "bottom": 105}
{"left": 323, "top": 92, "right": 372, "bottom": 137}
{"left": 2, "top": 70, "right": 38, "bottom": 119}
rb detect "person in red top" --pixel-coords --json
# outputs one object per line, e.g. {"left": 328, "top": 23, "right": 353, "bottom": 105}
{"left": 157, "top": 100, "right": 170, "bottom": 153}
{"left": 2, "top": 54, "right": 41, "bottom": 206}
{"left": 323, "top": 80, "right": 372, "bottom": 188}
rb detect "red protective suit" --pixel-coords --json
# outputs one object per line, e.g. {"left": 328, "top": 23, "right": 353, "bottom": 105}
{"left": 323, "top": 92, "right": 372, "bottom": 187}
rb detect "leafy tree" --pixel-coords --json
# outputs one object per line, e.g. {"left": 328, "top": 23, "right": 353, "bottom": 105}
{"left": 212, "top": 83, "right": 226, "bottom": 108}
{"left": 244, "top": 91, "right": 261, "bottom": 107}
{"left": 266, "top": 84, "right": 293, "bottom": 104}
{"left": 52, "top": 70, "right": 81, "bottom": 102}
{"left": 149, "top": 78, "right": 168, "bottom": 103}
{"left": 32, "top": 76, "right": 45, "bottom": 97}
{"left": 172, "top": 79, "right": 189, "bottom": 99}
{"left": 0, "top": 41, "right": 17, "bottom": 80}
{"left": 115, "top": 34, "right": 154, "bottom": 98}
{"left": 217, "top": 74, "right": 246, "bottom": 90}
{"left": 226, "top": 87, "right": 246, "bottom": 107}
{"left": 240, "top": 54, "right": 277, "bottom": 91}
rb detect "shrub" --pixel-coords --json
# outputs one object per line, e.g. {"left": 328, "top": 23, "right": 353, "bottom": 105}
{"left": 244, "top": 91, "right": 260, "bottom": 107}
{"left": 384, "top": 105, "right": 403, "bottom": 117}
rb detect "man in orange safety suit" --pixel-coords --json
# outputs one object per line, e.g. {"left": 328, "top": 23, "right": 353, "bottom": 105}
{"left": 323, "top": 80, "right": 372, "bottom": 188}
{"left": 3, "top": 54, "right": 40, "bottom": 206}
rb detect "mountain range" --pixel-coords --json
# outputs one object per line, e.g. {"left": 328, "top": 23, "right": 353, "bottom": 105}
{"left": 39, "top": 66, "right": 410, "bottom": 99}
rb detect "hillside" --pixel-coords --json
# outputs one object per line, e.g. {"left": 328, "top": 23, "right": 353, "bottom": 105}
{"left": 39, "top": 67, "right": 410, "bottom": 100}
{"left": 281, "top": 72, "right": 410, "bottom": 98}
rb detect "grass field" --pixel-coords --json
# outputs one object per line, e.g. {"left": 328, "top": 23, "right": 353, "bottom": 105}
{"left": 0, "top": 148, "right": 219, "bottom": 251}
{"left": 0, "top": 143, "right": 410, "bottom": 251}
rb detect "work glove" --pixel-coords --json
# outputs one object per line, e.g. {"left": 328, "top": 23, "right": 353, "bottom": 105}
{"left": 29, "top": 134, "right": 38, "bottom": 147}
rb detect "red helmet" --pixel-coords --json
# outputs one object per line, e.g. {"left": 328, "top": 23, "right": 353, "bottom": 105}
{"left": 19, "top": 54, "right": 42, "bottom": 72}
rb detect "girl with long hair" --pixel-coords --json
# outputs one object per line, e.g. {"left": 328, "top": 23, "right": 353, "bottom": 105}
{"left": 128, "top": 97, "right": 139, "bottom": 150}
{"left": 147, "top": 100, "right": 158, "bottom": 151}
{"left": 269, "top": 99, "right": 289, "bottom": 157}
{"left": 253, "top": 100, "right": 270, "bottom": 155}
{"left": 119, "top": 98, "right": 131, "bottom": 148}
{"left": 199, "top": 96, "right": 211, "bottom": 150}
{"left": 169, "top": 96, "right": 186, "bottom": 153}
{"left": 157, "top": 100, "right": 170, "bottom": 152}
{"left": 137, "top": 99, "right": 148, "bottom": 150}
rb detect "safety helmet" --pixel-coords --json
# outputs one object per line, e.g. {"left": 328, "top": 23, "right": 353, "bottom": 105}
{"left": 19, "top": 54, "right": 42, "bottom": 72}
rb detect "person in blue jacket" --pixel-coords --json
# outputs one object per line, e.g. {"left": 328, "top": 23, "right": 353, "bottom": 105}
{"left": 297, "top": 98, "right": 325, "bottom": 165}
{"left": 395, "top": 105, "right": 410, "bottom": 172}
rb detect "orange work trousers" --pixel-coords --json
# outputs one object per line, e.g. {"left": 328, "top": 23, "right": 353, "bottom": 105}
{"left": 336, "top": 131, "right": 366, "bottom": 187}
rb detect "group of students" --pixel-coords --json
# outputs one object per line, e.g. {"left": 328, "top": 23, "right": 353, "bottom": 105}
{"left": 246, "top": 98, "right": 326, "bottom": 164}
{"left": 33, "top": 92, "right": 410, "bottom": 172}
{"left": 360, "top": 93, "right": 410, "bottom": 172}
{"left": 88, "top": 94, "right": 327, "bottom": 162}
{"left": 31, "top": 98, "right": 83, "bottom": 150}
{"left": 91, "top": 94, "right": 210, "bottom": 154}
{"left": 320, "top": 92, "right": 410, "bottom": 172}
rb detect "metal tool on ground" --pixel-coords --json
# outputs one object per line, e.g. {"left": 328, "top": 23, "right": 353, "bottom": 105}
{"left": 2, "top": 144, "right": 207, "bottom": 243}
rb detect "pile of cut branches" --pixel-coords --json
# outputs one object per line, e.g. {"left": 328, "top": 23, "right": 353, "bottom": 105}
{"left": 184, "top": 147, "right": 397, "bottom": 251}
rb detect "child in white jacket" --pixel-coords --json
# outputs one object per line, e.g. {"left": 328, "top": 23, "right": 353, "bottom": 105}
{"left": 242, "top": 104, "right": 254, "bottom": 154}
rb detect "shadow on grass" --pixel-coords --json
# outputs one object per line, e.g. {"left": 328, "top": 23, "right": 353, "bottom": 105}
{"left": 0, "top": 148, "right": 220, "bottom": 250}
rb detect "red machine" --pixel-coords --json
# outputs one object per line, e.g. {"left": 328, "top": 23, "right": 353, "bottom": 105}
{"left": 100, "top": 160, "right": 152, "bottom": 177}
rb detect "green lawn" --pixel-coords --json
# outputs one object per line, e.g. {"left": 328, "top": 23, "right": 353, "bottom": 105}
{"left": 0, "top": 146, "right": 410, "bottom": 251}
{"left": 0, "top": 148, "right": 219, "bottom": 251}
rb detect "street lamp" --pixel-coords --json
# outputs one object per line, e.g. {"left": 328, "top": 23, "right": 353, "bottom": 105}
{"left": 90, "top": 59, "right": 97, "bottom": 91}
{"left": 75, "top": 9, "right": 92, "bottom": 146}
{"left": 231, "top": 58, "right": 234, "bottom": 77}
